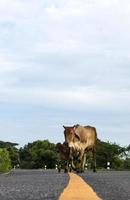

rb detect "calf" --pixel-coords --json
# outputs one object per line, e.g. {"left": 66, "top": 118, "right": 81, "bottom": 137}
{"left": 56, "top": 142, "right": 72, "bottom": 173}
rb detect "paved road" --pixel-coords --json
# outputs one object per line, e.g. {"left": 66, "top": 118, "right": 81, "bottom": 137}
{"left": 0, "top": 170, "right": 130, "bottom": 200}
{"left": 80, "top": 171, "right": 130, "bottom": 200}
{"left": 0, "top": 170, "right": 69, "bottom": 200}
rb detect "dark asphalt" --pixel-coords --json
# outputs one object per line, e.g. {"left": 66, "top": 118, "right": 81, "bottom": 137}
{"left": 80, "top": 171, "right": 130, "bottom": 200}
{"left": 0, "top": 169, "right": 69, "bottom": 200}
{"left": 0, "top": 170, "right": 130, "bottom": 200}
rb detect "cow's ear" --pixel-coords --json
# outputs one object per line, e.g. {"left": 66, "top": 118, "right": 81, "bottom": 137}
{"left": 63, "top": 125, "right": 66, "bottom": 129}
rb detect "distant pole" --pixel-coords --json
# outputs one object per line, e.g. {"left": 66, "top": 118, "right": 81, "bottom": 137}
{"left": 107, "top": 162, "right": 110, "bottom": 170}
{"left": 85, "top": 163, "right": 88, "bottom": 170}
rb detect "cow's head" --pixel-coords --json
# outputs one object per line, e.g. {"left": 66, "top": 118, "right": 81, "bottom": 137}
{"left": 56, "top": 142, "right": 70, "bottom": 160}
{"left": 63, "top": 126, "right": 75, "bottom": 145}
{"left": 56, "top": 142, "right": 69, "bottom": 153}
{"left": 63, "top": 125, "right": 81, "bottom": 145}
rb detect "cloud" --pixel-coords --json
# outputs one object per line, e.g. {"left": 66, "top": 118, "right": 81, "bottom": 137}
{"left": 0, "top": 50, "right": 16, "bottom": 71}
{"left": 0, "top": 0, "right": 130, "bottom": 146}
{"left": 0, "top": 85, "right": 130, "bottom": 113}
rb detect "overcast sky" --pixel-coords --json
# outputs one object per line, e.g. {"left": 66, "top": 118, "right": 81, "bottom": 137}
{"left": 0, "top": 0, "right": 130, "bottom": 147}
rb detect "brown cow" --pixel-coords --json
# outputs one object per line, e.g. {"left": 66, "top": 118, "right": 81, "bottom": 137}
{"left": 56, "top": 142, "right": 72, "bottom": 173}
{"left": 63, "top": 124, "right": 97, "bottom": 172}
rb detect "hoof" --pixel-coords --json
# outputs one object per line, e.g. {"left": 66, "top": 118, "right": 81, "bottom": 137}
{"left": 69, "top": 168, "right": 72, "bottom": 172}
{"left": 64, "top": 169, "right": 68, "bottom": 173}
{"left": 76, "top": 169, "right": 83, "bottom": 173}
{"left": 76, "top": 169, "right": 80, "bottom": 173}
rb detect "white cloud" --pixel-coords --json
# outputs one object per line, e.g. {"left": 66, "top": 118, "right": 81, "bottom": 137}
{"left": 0, "top": 50, "right": 18, "bottom": 72}
{"left": 0, "top": 0, "right": 42, "bottom": 21}
{"left": 0, "top": 86, "right": 130, "bottom": 113}
{"left": 0, "top": 0, "right": 130, "bottom": 146}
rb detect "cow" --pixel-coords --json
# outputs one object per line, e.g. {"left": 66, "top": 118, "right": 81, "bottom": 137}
{"left": 63, "top": 124, "right": 97, "bottom": 172}
{"left": 56, "top": 142, "right": 72, "bottom": 173}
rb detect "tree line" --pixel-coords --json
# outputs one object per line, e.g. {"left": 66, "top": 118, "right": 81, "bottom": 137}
{"left": 0, "top": 139, "right": 130, "bottom": 172}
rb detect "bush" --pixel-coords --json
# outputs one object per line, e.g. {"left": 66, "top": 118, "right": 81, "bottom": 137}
{"left": 0, "top": 148, "right": 11, "bottom": 173}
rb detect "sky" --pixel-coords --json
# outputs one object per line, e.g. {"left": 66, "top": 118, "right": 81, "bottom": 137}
{"left": 0, "top": 0, "right": 130, "bottom": 147}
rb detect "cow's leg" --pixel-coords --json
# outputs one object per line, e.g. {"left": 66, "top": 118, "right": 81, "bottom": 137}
{"left": 75, "top": 152, "right": 85, "bottom": 173}
{"left": 68, "top": 163, "right": 72, "bottom": 172}
{"left": 58, "top": 166, "right": 61, "bottom": 173}
{"left": 81, "top": 153, "right": 86, "bottom": 173}
{"left": 71, "top": 158, "right": 77, "bottom": 171}
{"left": 78, "top": 149, "right": 84, "bottom": 162}
{"left": 92, "top": 147, "right": 96, "bottom": 172}
{"left": 77, "top": 153, "right": 86, "bottom": 173}
{"left": 58, "top": 162, "right": 61, "bottom": 173}
{"left": 57, "top": 160, "right": 61, "bottom": 173}
{"left": 69, "top": 147, "right": 74, "bottom": 160}
{"left": 64, "top": 161, "right": 69, "bottom": 173}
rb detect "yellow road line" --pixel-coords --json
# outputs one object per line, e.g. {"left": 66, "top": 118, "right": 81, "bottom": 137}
{"left": 59, "top": 173, "right": 102, "bottom": 200}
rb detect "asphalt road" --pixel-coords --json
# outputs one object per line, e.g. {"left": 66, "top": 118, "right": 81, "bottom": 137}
{"left": 0, "top": 170, "right": 130, "bottom": 200}
{"left": 80, "top": 171, "right": 130, "bottom": 200}
{"left": 0, "top": 169, "right": 69, "bottom": 200}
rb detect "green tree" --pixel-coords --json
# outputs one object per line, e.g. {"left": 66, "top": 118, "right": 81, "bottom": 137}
{"left": 0, "top": 141, "right": 19, "bottom": 168}
{"left": 0, "top": 148, "right": 11, "bottom": 172}
{"left": 19, "top": 140, "right": 57, "bottom": 169}
{"left": 124, "top": 158, "right": 130, "bottom": 169}
{"left": 96, "top": 139, "right": 125, "bottom": 169}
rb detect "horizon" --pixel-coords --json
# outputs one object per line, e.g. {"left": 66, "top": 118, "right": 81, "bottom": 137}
{"left": 0, "top": 0, "right": 130, "bottom": 147}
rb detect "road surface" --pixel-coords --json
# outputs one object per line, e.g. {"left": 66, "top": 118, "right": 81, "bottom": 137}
{"left": 80, "top": 171, "right": 130, "bottom": 200}
{"left": 0, "top": 170, "right": 130, "bottom": 200}
{"left": 0, "top": 169, "right": 69, "bottom": 200}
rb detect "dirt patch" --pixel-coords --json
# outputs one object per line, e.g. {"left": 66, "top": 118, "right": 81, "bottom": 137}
{"left": 59, "top": 172, "right": 102, "bottom": 200}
